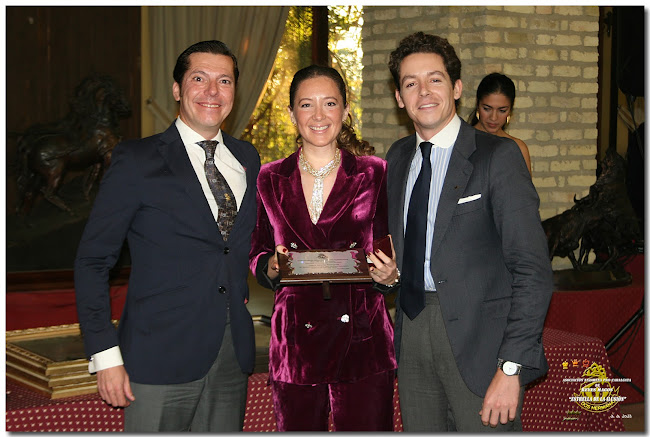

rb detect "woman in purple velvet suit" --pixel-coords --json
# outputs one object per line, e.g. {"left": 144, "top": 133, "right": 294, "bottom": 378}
{"left": 249, "top": 65, "right": 399, "bottom": 431}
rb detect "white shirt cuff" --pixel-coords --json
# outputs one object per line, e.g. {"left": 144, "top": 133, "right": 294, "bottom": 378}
{"left": 88, "top": 346, "right": 124, "bottom": 373}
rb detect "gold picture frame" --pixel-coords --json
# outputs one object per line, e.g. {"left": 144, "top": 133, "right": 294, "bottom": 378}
{"left": 7, "top": 317, "right": 273, "bottom": 399}
{"left": 6, "top": 323, "right": 104, "bottom": 399}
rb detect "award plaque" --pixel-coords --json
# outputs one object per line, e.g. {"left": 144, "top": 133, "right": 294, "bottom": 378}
{"left": 278, "top": 248, "right": 372, "bottom": 288}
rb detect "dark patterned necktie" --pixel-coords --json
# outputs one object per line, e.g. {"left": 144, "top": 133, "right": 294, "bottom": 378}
{"left": 400, "top": 141, "right": 432, "bottom": 320}
{"left": 197, "top": 140, "right": 237, "bottom": 241}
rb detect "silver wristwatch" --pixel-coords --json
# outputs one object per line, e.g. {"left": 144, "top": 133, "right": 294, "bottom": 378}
{"left": 497, "top": 359, "right": 522, "bottom": 376}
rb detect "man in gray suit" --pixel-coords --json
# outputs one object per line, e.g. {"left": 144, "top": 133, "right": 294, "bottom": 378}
{"left": 384, "top": 32, "right": 553, "bottom": 431}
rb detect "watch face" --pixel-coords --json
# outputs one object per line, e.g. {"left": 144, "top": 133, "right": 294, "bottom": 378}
{"left": 503, "top": 361, "right": 517, "bottom": 375}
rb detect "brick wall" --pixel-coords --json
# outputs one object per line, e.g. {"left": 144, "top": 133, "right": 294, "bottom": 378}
{"left": 361, "top": 5, "right": 601, "bottom": 228}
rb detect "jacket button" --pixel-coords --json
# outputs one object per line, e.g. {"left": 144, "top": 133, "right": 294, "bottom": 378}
{"left": 223, "top": 247, "right": 230, "bottom": 254}
{"left": 219, "top": 286, "right": 227, "bottom": 294}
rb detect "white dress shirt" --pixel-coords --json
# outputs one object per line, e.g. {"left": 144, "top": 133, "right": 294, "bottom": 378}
{"left": 88, "top": 118, "right": 247, "bottom": 374}
{"left": 176, "top": 117, "right": 247, "bottom": 217}
{"left": 403, "top": 114, "right": 461, "bottom": 292}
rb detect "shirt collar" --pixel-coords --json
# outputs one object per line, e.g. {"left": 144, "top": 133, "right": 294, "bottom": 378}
{"left": 416, "top": 114, "right": 461, "bottom": 150}
{"left": 175, "top": 117, "right": 224, "bottom": 147}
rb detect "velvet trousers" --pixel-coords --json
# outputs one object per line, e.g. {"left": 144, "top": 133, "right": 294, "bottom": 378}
{"left": 270, "top": 370, "right": 395, "bottom": 431}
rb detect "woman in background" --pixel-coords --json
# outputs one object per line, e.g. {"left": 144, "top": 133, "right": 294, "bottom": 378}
{"left": 249, "top": 65, "right": 398, "bottom": 432}
{"left": 469, "top": 72, "right": 532, "bottom": 174}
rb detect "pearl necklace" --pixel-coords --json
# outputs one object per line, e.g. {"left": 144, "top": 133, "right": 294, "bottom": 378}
{"left": 299, "top": 148, "right": 341, "bottom": 224}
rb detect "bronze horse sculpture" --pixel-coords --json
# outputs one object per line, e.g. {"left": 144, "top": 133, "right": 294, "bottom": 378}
{"left": 15, "top": 74, "right": 132, "bottom": 215}
{"left": 542, "top": 147, "right": 641, "bottom": 271}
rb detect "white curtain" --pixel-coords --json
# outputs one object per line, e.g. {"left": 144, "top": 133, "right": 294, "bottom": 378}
{"left": 147, "top": 6, "right": 289, "bottom": 137}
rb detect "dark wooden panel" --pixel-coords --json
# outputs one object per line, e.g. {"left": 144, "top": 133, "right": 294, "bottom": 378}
{"left": 6, "top": 6, "right": 141, "bottom": 212}
{"left": 6, "top": 267, "right": 130, "bottom": 293}
{"left": 6, "top": 6, "right": 141, "bottom": 273}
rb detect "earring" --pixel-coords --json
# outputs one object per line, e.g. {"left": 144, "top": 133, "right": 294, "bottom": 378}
{"left": 506, "top": 115, "right": 511, "bottom": 126}
{"left": 476, "top": 110, "right": 480, "bottom": 121}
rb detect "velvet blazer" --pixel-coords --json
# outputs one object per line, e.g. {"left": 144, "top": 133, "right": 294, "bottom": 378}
{"left": 249, "top": 148, "right": 397, "bottom": 385}
{"left": 386, "top": 119, "right": 553, "bottom": 397}
{"left": 75, "top": 122, "right": 261, "bottom": 385}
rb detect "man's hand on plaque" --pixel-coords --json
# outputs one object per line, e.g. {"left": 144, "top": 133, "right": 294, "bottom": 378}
{"left": 367, "top": 235, "right": 398, "bottom": 286}
{"left": 268, "top": 245, "right": 288, "bottom": 280}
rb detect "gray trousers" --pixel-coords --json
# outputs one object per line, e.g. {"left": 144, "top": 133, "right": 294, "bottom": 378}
{"left": 124, "top": 320, "right": 249, "bottom": 432}
{"left": 397, "top": 292, "right": 523, "bottom": 432}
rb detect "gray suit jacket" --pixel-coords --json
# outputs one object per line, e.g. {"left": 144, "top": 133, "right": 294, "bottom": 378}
{"left": 386, "top": 119, "right": 553, "bottom": 396}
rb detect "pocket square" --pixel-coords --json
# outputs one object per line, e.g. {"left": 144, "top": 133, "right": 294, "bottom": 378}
{"left": 458, "top": 194, "right": 481, "bottom": 204}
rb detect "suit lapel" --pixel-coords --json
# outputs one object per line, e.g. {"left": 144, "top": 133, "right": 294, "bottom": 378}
{"left": 221, "top": 133, "right": 255, "bottom": 239}
{"left": 389, "top": 135, "right": 417, "bottom": 266}
{"left": 431, "top": 122, "right": 475, "bottom": 259}
{"left": 272, "top": 152, "right": 323, "bottom": 247}
{"left": 158, "top": 124, "right": 219, "bottom": 235}
{"left": 318, "top": 151, "right": 365, "bottom": 241}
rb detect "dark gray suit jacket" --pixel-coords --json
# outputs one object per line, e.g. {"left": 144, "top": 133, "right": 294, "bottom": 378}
{"left": 386, "top": 119, "right": 553, "bottom": 396}
{"left": 75, "top": 122, "right": 261, "bottom": 385}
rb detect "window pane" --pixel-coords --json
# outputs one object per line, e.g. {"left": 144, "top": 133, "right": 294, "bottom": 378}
{"left": 329, "top": 5, "right": 364, "bottom": 141}
{"left": 240, "top": 6, "right": 312, "bottom": 163}
{"left": 241, "top": 6, "right": 364, "bottom": 164}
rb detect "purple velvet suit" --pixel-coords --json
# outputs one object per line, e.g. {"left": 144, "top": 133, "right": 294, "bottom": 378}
{"left": 250, "top": 148, "right": 397, "bottom": 388}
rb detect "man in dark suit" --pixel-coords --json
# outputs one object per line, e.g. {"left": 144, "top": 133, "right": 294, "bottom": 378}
{"left": 384, "top": 32, "right": 553, "bottom": 431}
{"left": 74, "top": 40, "right": 261, "bottom": 432}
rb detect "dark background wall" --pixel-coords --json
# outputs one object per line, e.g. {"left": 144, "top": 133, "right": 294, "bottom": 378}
{"left": 6, "top": 6, "right": 141, "bottom": 271}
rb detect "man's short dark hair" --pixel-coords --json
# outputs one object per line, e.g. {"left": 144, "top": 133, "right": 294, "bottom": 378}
{"left": 388, "top": 32, "right": 461, "bottom": 91}
{"left": 173, "top": 40, "right": 239, "bottom": 88}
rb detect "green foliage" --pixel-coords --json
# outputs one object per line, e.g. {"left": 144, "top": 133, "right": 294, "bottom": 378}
{"left": 329, "top": 5, "right": 364, "bottom": 145}
{"left": 240, "top": 7, "right": 311, "bottom": 163}
{"left": 241, "top": 6, "right": 364, "bottom": 164}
